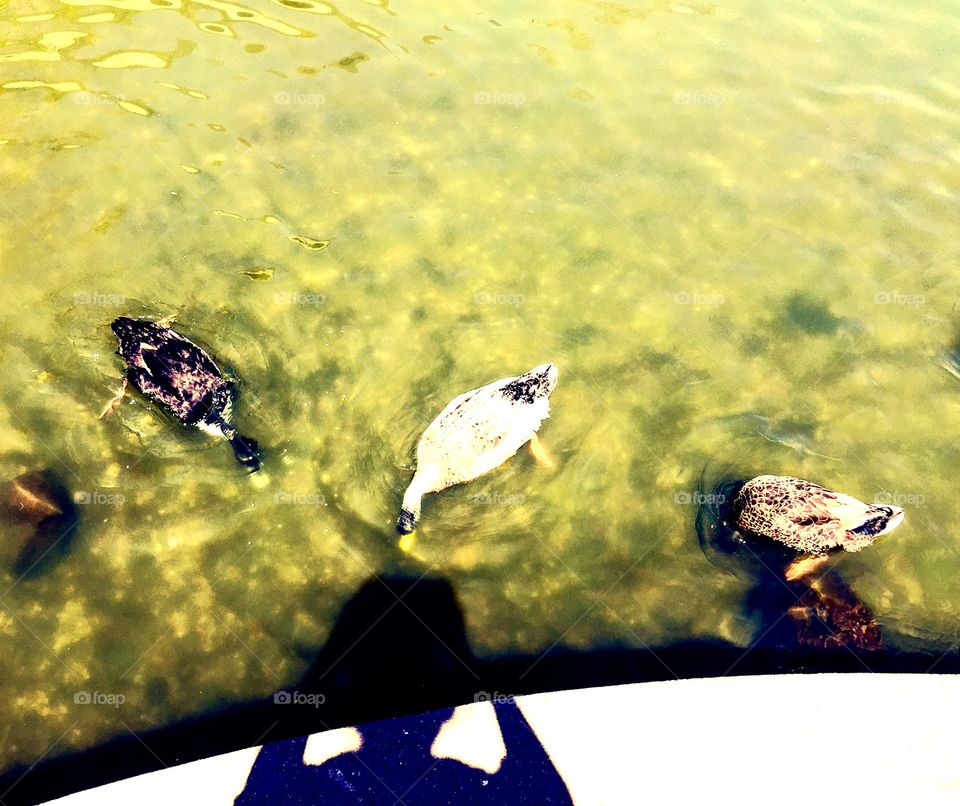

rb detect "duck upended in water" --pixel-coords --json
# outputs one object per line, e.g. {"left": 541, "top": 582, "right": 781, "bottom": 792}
{"left": 397, "top": 363, "right": 558, "bottom": 534}
{"left": 106, "top": 317, "right": 261, "bottom": 471}
{"left": 733, "top": 474, "right": 904, "bottom": 556}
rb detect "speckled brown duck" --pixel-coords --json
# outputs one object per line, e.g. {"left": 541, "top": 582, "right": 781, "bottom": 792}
{"left": 730, "top": 474, "right": 905, "bottom": 651}
{"left": 732, "top": 475, "right": 904, "bottom": 556}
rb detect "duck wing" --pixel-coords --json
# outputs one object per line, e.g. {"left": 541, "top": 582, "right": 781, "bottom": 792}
{"left": 132, "top": 337, "right": 227, "bottom": 424}
{"left": 416, "top": 378, "right": 540, "bottom": 488}
{"left": 787, "top": 483, "right": 874, "bottom": 551}
{"left": 429, "top": 374, "right": 518, "bottom": 424}
{"left": 788, "top": 482, "right": 867, "bottom": 526}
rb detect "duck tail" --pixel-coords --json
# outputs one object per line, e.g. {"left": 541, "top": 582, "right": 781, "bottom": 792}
{"left": 397, "top": 480, "right": 423, "bottom": 534}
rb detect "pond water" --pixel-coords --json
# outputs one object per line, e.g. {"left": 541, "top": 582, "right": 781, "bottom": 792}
{"left": 1, "top": 0, "right": 960, "bottom": 771}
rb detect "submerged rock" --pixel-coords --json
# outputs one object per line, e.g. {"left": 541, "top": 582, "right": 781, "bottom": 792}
{"left": 1, "top": 470, "right": 65, "bottom": 525}
{"left": 0, "top": 470, "right": 78, "bottom": 576}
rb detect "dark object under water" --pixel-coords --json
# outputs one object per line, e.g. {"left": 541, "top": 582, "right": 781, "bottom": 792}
{"left": 0, "top": 469, "right": 79, "bottom": 576}
{"left": 786, "top": 568, "right": 883, "bottom": 650}
{"left": 109, "top": 317, "right": 260, "bottom": 471}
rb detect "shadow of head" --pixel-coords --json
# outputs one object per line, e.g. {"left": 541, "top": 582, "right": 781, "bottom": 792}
{"left": 299, "top": 574, "right": 478, "bottom": 715}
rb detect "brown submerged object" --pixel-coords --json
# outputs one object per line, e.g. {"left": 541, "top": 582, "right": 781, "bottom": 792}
{"left": 786, "top": 563, "right": 884, "bottom": 651}
{"left": 1, "top": 470, "right": 78, "bottom": 576}
{"left": 2, "top": 471, "right": 65, "bottom": 524}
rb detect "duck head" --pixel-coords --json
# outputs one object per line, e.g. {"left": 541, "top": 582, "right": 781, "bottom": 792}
{"left": 500, "top": 363, "right": 558, "bottom": 404}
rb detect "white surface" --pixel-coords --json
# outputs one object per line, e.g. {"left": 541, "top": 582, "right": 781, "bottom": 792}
{"left": 302, "top": 726, "right": 363, "bottom": 766}
{"left": 43, "top": 745, "right": 261, "bottom": 806}
{"left": 518, "top": 674, "right": 960, "bottom": 805}
{"left": 42, "top": 674, "right": 960, "bottom": 805}
{"left": 430, "top": 702, "right": 506, "bottom": 774}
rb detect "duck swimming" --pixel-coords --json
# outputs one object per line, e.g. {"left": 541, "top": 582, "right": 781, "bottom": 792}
{"left": 105, "top": 317, "right": 261, "bottom": 471}
{"left": 397, "top": 363, "right": 558, "bottom": 534}
{"left": 733, "top": 475, "right": 904, "bottom": 557}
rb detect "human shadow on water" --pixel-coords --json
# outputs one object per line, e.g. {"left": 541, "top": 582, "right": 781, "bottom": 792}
{"left": 3, "top": 570, "right": 959, "bottom": 805}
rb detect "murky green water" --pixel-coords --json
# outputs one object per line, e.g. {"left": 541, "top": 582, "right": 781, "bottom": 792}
{"left": 2, "top": 0, "right": 960, "bottom": 769}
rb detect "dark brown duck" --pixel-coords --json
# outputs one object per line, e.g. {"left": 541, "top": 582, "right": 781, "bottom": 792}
{"left": 107, "top": 317, "right": 260, "bottom": 471}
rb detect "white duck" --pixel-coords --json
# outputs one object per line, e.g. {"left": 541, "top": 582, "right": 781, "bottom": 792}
{"left": 397, "top": 363, "right": 559, "bottom": 534}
